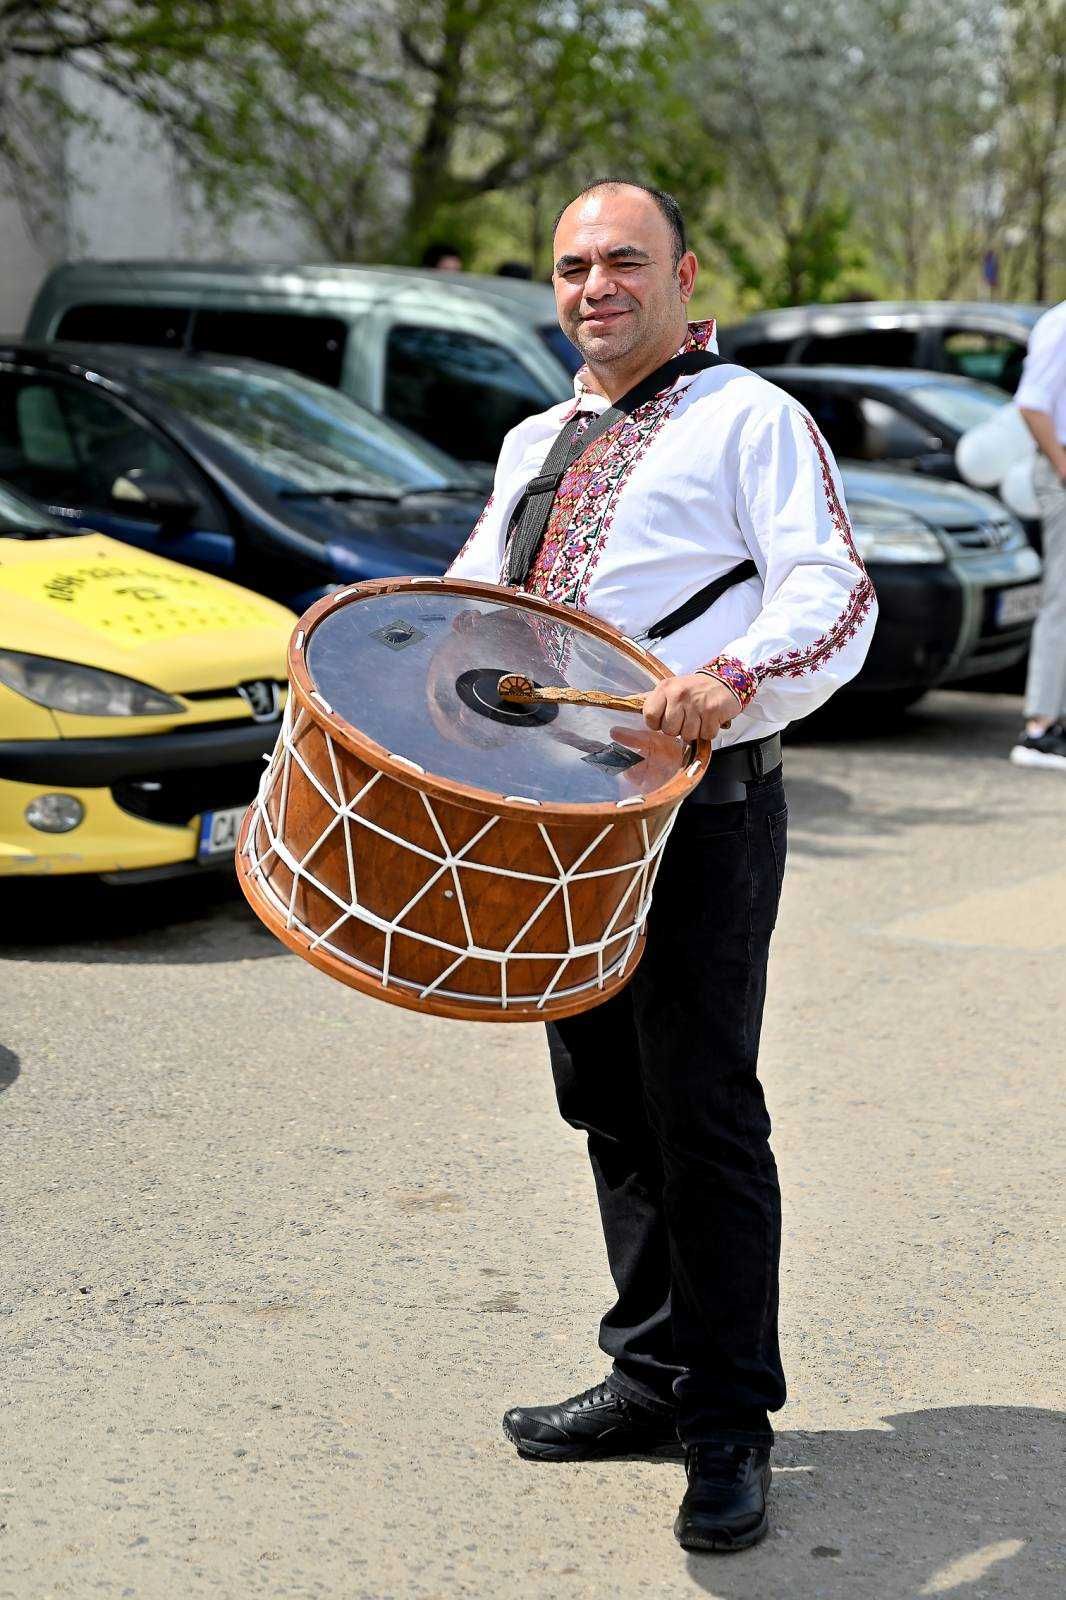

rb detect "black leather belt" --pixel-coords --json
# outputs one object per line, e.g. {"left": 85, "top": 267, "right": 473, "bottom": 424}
{"left": 685, "top": 732, "right": 782, "bottom": 805}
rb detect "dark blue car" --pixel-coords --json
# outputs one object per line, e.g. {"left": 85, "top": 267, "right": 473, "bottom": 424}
{"left": 0, "top": 343, "right": 486, "bottom": 613}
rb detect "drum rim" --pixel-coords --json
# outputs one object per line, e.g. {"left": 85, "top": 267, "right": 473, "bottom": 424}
{"left": 288, "top": 576, "right": 710, "bottom": 819}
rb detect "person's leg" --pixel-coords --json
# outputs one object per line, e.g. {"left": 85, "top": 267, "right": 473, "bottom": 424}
{"left": 547, "top": 990, "right": 682, "bottom": 1414}
{"left": 1023, "top": 456, "right": 1066, "bottom": 730}
{"left": 630, "top": 768, "right": 788, "bottom": 1448}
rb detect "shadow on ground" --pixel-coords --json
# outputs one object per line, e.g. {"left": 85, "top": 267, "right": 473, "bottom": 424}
{"left": 781, "top": 690, "right": 1050, "bottom": 860}
{"left": 788, "top": 688, "right": 1022, "bottom": 754}
{"left": 784, "top": 773, "right": 996, "bottom": 860}
{"left": 0, "top": 1045, "right": 19, "bottom": 1092}
{"left": 0, "top": 869, "right": 285, "bottom": 966}
{"left": 684, "top": 1406, "right": 1063, "bottom": 1600}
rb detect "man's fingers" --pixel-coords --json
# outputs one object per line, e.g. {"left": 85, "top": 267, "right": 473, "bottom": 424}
{"left": 644, "top": 677, "right": 739, "bottom": 742}
{"left": 660, "top": 699, "right": 687, "bottom": 738}
{"left": 642, "top": 686, "right": 667, "bottom": 730}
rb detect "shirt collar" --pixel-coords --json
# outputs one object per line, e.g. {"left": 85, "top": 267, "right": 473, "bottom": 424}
{"left": 566, "top": 317, "right": 719, "bottom": 416}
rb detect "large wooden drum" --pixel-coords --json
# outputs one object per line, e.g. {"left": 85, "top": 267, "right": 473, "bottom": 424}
{"left": 236, "top": 577, "right": 709, "bottom": 1022}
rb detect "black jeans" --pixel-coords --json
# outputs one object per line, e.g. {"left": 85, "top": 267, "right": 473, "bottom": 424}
{"left": 546, "top": 765, "right": 788, "bottom": 1448}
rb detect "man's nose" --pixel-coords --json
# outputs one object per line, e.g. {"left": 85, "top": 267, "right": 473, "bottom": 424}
{"left": 584, "top": 263, "right": 619, "bottom": 300}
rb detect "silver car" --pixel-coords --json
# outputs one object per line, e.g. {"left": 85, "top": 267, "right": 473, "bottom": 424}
{"left": 25, "top": 262, "right": 578, "bottom": 476}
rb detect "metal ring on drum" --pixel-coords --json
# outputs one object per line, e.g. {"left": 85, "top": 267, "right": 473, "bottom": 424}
{"left": 236, "top": 577, "right": 710, "bottom": 1023}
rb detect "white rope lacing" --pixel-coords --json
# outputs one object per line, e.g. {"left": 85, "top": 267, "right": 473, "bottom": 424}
{"left": 243, "top": 700, "right": 679, "bottom": 1011}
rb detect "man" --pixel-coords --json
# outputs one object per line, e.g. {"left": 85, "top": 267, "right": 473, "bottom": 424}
{"left": 421, "top": 241, "right": 464, "bottom": 272}
{"left": 1011, "top": 299, "right": 1066, "bottom": 772}
{"left": 449, "top": 180, "right": 876, "bottom": 1552}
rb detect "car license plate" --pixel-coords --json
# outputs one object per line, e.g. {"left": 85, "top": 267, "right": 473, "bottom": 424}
{"left": 197, "top": 805, "right": 245, "bottom": 862}
{"left": 995, "top": 583, "right": 1041, "bottom": 627}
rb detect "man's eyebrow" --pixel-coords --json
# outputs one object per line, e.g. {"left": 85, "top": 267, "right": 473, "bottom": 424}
{"left": 554, "top": 244, "right": 652, "bottom": 271}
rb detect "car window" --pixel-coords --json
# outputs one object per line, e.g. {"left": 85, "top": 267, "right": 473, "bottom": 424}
{"left": 859, "top": 398, "right": 941, "bottom": 459}
{"left": 906, "top": 380, "right": 1008, "bottom": 434}
{"left": 384, "top": 325, "right": 556, "bottom": 463}
{"left": 191, "top": 310, "right": 349, "bottom": 388}
{"left": 55, "top": 303, "right": 192, "bottom": 349}
{"left": 941, "top": 330, "right": 1026, "bottom": 393}
{"left": 731, "top": 337, "right": 794, "bottom": 367}
{"left": 802, "top": 329, "right": 919, "bottom": 366}
{"left": 0, "top": 371, "right": 210, "bottom": 517}
{"left": 0, "top": 480, "right": 70, "bottom": 536}
{"left": 134, "top": 361, "right": 470, "bottom": 496}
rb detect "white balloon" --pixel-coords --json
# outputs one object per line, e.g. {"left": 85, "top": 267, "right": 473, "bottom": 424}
{"left": 955, "top": 404, "right": 1034, "bottom": 488}
{"left": 1000, "top": 456, "right": 1040, "bottom": 520}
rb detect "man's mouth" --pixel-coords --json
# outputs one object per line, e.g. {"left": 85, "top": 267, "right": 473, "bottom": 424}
{"left": 580, "top": 311, "right": 632, "bottom": 335}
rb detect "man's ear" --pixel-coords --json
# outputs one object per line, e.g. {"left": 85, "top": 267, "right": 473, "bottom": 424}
{"left": 678, "top": 250, "right": 698, "bottom": 304}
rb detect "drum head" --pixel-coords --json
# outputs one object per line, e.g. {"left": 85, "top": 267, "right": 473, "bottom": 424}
{"left": 304, "top": 587, "right": 687, "bottom": 806}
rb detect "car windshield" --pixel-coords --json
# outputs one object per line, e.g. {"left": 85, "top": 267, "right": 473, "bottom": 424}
{"left": 0, "top": 480, "right": 71, "bottom": 536}
{"left": 538, "top": 325, "right": 583, "bottom": 377}
{"left": 134, "top": 363, "right": 476, "bottom": 497}
{"left": 907, "top": 381, "right": 1009, "bottom": 434}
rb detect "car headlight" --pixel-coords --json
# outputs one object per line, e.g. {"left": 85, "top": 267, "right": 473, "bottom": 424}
{"left": 849, "top": 504, "right": 946, "bottom": 564}
{"left": 0, "top": 650, "right": 184, "bottom": 716}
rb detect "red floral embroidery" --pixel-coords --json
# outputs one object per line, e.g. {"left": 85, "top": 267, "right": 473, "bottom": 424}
{"left": 452, "top": 492, "right": 494, "bottom": 567}
{"left": 522, "top": 390, "right": 684, "bottom": 608}
{"left": 684, "top": 317, "right": 717, "bottom": 352}
{"left": 699, "top": 655, "right": 758, "bottom": 709}
{"left": 513, "top": 319, "right": 720, "bottom": 609}
{"left": 755, "top": 416, "right": 875, "bottom": 685}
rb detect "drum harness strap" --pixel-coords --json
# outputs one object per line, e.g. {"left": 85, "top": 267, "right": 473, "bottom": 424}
{"left": 503, "top": 349, "right": 776, "bottom": 798}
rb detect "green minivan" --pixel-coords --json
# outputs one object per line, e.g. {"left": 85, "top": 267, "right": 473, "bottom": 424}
{"left": 24, "top": 262, "right": 579, "bottom": 476}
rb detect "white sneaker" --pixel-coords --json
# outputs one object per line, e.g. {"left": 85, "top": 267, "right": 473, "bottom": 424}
{"left": 1010, "top": 723, "right": 1066, "bottom": 771}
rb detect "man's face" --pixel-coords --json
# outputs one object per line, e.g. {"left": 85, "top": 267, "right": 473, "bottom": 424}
{"left": 552, "top": 187, "right": 696, "bottom": 369}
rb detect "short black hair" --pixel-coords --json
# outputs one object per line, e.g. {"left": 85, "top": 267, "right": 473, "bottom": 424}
{"left": 553, "top": 181, "right": 687, "bottom": 267}
{"left": 421, "top": 242, "right": 462, "bottom": 268}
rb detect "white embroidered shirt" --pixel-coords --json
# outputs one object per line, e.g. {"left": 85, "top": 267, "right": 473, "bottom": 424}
{"left": 448, "top": 319, "right": 878, "bottom": 747}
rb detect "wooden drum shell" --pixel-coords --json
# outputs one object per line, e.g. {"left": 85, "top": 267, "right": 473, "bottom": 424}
{"left": 236, "top": 579, "right": 709, "bottom": 1023}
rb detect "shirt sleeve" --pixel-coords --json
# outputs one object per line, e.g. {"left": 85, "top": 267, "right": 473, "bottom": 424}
{"left": 699, "top": 404, "right": 878, "bottom": 725}
{"left": 1015, "top": 311, "right": 1066, "bottom": 416}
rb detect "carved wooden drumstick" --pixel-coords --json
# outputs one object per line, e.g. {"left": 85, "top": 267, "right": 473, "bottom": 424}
{"left": 497, "top": 673, "right": 647, "bottom": 713}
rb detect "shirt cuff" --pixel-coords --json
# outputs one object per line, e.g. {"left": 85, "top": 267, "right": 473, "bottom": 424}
{"left": 698, "top": 655, "right": 758, "bottom": 710}
{"left": 1016, "top": 384, "right": 1055, "bottom": 414}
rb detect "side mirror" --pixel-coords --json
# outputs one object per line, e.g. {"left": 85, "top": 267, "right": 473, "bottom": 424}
{"left": 110, "top": 468, "right": 196, "bottom": 525}
{"left": 861, "top": 399, "right": 941, "bottom": 462}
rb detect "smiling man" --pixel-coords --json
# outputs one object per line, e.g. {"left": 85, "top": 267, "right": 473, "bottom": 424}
{"left": 450, "top": 180, "right": 876, "bottom": 1552}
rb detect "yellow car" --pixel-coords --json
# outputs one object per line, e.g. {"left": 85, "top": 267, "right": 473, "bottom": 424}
{"left": 0, "top": 482, "right": 293, "bottom": 880}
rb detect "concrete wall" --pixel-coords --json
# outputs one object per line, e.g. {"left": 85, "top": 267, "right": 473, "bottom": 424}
{"left": 1, "top": 68, "right": 316, "bottom": 336}
{"left": 0, "top": 197, "right": 55, "bottom": 336}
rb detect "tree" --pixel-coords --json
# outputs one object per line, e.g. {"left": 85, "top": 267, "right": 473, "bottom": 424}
{"left": 198, "top": 0, "right": 712, "bottom": 266}
{"left": 854, "top": 0, "right": 1002, "bottom": 300}
{"left": 684, "top": 0, "right": 1066, "bottom": 310}
{"left": 689, "top": 0, "right": 892, "bottom": 307}
{"left": 998, "top": 0, "right": 1065, "bottom": 301}
{"left": 0, "top": 2, "right": 360, "bottom": 228}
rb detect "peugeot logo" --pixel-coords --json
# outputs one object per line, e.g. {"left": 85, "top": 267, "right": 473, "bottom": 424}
{"left": 238, "top": 679, "right": 281, "bottom": 722}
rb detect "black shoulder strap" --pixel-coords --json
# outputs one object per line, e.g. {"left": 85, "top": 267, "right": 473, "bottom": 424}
{"left": 503, "top": 350, "right": 726, "bottom": 587}
{"left": 642, "top": 560, "right": 759, "bottom": 642}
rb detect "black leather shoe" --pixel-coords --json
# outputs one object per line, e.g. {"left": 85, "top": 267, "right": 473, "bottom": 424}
{"left": 673, "top": 1443, "right": 772, "bottom": 1552}
{"left": 502, "top": 1380, "right": 680, "bottom": 1460}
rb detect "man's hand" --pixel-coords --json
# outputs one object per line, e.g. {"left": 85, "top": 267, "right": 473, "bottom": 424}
{"left": 642, "top": 672, "right": 741, "bottom": 742}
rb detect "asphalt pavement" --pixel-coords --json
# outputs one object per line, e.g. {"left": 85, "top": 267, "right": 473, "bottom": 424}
{"left": 2, "top": 689, "right": 1063, "bottom": 1600}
